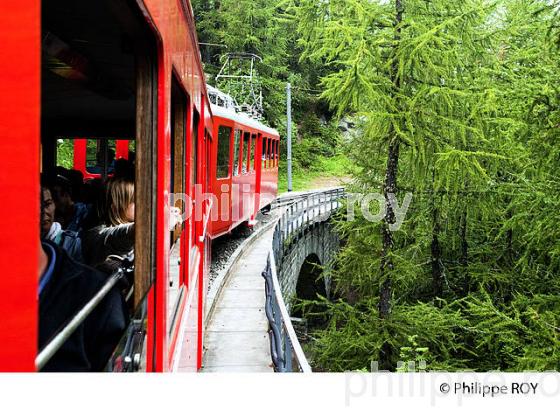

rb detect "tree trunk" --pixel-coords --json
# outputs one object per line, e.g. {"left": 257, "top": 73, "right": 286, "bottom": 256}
{"left": 460, "top": 208, "right": 468, "bottom": 267}
{"left": 379, "top": 142, "right": 400, "bottom": 319}
{"left": 431, "top": 196, "right": 444, "bottom": 298}
{"left": 430, "top": 170, "right": 444, "bottom": 298}
{"left": 378, "top": 0, "right": 403, "bottom": 372}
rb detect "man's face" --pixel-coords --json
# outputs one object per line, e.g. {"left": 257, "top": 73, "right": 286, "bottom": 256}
{"left": 41, "top": 188, "right": 56, "bottom": 236}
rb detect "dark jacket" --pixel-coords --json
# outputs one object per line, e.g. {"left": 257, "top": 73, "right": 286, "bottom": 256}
{"left": 82, "top": 223, "right": 135, "bottom": 267}
{"left": 56, "top": 230, "right": 84, "bottom": 264}
{"left": 38, "top": 242, "right": 128, "bottom": 372}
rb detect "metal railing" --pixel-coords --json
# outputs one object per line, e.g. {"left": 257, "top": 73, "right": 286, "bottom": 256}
{"left": 262, "top": 188, "right": 345, "bottom": 372}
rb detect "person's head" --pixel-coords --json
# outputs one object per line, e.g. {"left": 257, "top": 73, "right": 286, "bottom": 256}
{"left": 51, "top": 175, "right": 74, "bottom": 214}
{"left": 41, "top": 186, "right": 56, "bottom": 237}
{"left": 67, "top": 169, "right": 85, "bottom": 202}
{"left": 114, "top": 158, "right": 134, "bottom": 179}
{"left": 105, "top": 178, "right": 135, "bottom": 226}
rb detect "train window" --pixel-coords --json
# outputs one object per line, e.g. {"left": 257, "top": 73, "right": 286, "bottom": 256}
{"left": 216, "top": 126, "right": 231, "bottom": 179}
{"left": 85, "top": 139, "right": 117, "bottom": 177}
{"left": 242, "top": 132, "right": 250, "bottom": 173}
{"left": 262, "top": 137, "right": 267, "bottom": 169}
{"left": 266, "top": 138, "right": 271, "bottom": 168}
{"left": 233, "top": 130, "right": 241, "bottom": 176}
{"left": 191, "top": 110, "right": 199, "bottom": 187}
{"left": 170, "top": 78, "right": 187, "bottom": 243}
{"left": 250, "top": 134, "right": 256, "bottom": 171}
{"left": 190, "top": 108, "right": 200, "bottom": 252}
{"left": 168, "top": 76, "right": 187, "bottom": 336}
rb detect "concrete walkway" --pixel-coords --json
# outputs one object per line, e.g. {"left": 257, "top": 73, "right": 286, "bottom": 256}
{"left": 201, "top": 229, "right": 274, "bottom": 372}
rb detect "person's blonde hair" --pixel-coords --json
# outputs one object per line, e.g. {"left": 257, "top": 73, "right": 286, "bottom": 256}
{"left": 105, "top": 178, "right": 134, "bottom": 226}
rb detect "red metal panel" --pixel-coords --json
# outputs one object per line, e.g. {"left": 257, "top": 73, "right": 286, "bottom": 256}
{"left": 0, "top": 0, "right": 40, "bottom": 371}
{"left": 73, "top": 139, "right": 88, "bottom": 176}
{"left": 154, "top": 44, "right": 170, "bottom": 372}
{"left": 115, "top": 140, "right": 130, "bottom": 160}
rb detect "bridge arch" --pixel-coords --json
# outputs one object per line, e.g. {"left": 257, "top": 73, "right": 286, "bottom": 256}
{"left": 295, "top": 253, "right": 326, "bottom": 302}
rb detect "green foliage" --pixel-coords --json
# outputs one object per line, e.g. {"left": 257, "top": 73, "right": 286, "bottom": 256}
{"left": 192, "top": 0, "right": 348, "bottom": 185}
{"left": 193, "top": 0, "right": 560, "bottom": 372}
{"left": 295, "top": 0, "right": 560, "bottom": 372}
{"left": 56, "top": 139, "right": 74, "bottom": 169}
{"left": 397, "top": 335, "right": 431, "bottom": 372}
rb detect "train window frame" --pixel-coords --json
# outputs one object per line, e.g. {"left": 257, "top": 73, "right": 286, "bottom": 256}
{"left": 216, "top": 125, "right": 232, "bottom": 179}
{"left": 133, "top": 38, "right": 159, "bottom": 309}
{"left": 38, "top": 0, "right": 161, "bottom": 372}
{"left": 233, "top": 129, "right": 241, "bottom": 176}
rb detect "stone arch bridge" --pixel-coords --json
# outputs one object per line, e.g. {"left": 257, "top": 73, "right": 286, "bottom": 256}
{"left": 263, "top": 188, "right": 345, "bottom": 372}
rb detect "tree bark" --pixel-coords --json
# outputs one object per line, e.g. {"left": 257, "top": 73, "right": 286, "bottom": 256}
{"left": 378, "top": 0, "right": 404, "bottom": 372}
{"left": 460, "top": 208, "right": 468, "bottom": 267}
{"left": 431, "top": 198, "right": 443, "bottom": 297}
{"left": 379, "top": 142, "right": 400, "bottom": 319}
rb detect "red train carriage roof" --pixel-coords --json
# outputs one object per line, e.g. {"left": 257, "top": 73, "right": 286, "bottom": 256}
{"left": 211, "top": 103, "right": 280, "bottom": 137}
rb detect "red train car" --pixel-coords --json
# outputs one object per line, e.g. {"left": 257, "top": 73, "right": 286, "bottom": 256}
{"left": 208, "top": 87, "right": 280, "bottom": 238}
{"left": 0, "top": 0, "right": 214, "bottom": 371}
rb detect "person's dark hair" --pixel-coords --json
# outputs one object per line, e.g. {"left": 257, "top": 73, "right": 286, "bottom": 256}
{"left": 67, "top": 169, "right": 85, "bottom": 202}
{"left": 81, "top": 179, "right": 105, "bottom": 230}
{"left": 50, "top": 174, "right": 73, "bottom": 199}
{"left": 114, "top": 158, "right": 134, "bottom": 180}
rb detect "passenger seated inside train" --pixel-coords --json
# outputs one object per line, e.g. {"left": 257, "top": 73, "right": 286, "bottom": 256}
{"left": 41, "top": 182, "right": 84, "bottom": 263}
{"left": 38, "top": 194, "right": 128, "bottom": 372}
{"left": 83, "top": 176, "right": 183, "bottom": 269}
{"left": 83, "top": 177, "right": 136, "bottom": 268}
{"left": 49, "top": 173, "right": 90, "bottom": 233}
